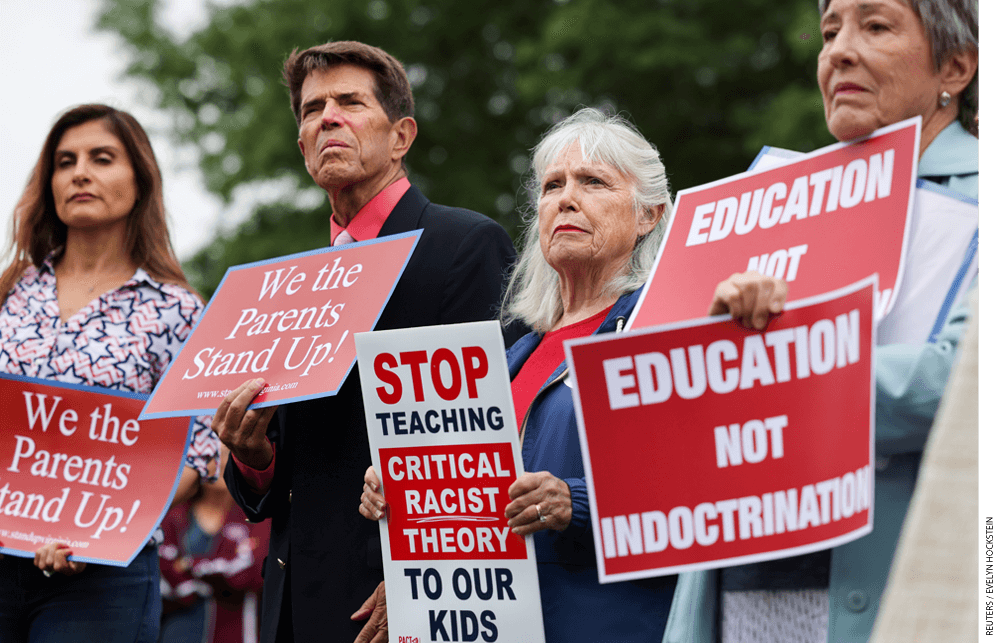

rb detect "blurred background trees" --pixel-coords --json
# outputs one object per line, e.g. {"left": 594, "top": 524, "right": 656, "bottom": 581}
{"left": 98, "top": 0, "right": 832, "bottom": 297}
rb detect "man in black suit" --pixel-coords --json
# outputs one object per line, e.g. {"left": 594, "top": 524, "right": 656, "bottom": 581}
{"left": 212, "top": 41, "right": 519, "bottom": 643}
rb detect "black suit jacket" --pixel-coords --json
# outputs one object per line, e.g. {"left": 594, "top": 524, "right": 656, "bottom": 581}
{"left": 224, "top": 186, "right": 520, "bottom": 643}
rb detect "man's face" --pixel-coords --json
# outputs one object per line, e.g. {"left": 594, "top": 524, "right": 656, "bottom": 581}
{"left": 297, "top": 64, "right": 400, "bottom": 191}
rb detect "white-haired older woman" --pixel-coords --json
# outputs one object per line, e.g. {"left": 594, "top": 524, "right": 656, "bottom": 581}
{"left": 665, "top": 2, "right": 978, "bottom": 642}
{"left": 360, "top": 108, "right": 678, "bottom": 642}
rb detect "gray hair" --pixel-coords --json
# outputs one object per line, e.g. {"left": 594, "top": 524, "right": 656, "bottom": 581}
{"left": 819, "top": 0, "right": 978, "bottom": 134}
{"left": 501, "top": 108, "right": 672, "bottom": 334}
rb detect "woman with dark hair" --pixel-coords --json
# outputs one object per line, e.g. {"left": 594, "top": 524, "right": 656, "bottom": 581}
{"left": 0, "top": 104, "right": 219, "bottom": 642}
{"left": 667, "top": 1, "right": 978, "bottom": 641}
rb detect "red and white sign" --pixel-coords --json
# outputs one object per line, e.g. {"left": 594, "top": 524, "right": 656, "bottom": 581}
{"left": 629, "top": 118, "right": 919, "bottom": 330}
{"left": 0, "top": 374, "right": 192, "bottom": 566}
{"left": 356, "top": 321, "right": 545, "bottom": 643}
{"left": 749, "top": 145, "right": 979, "bottom": 346}
{"left": 565, "top": 278, "right": 876, "bottom": 582}
{"left": 140, "top": 232, "right": 419, "bottom": 419}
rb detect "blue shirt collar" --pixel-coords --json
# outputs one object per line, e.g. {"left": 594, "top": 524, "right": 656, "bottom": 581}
{"left": 918, "top": 120, "right": 978, "bottom": 178}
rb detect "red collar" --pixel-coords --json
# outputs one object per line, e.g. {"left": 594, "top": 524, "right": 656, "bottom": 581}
{"left": 329, "top": 178, "right": 411, "bottom": 245}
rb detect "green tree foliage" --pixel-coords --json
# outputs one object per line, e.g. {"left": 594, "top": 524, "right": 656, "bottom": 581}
{"left": 98, "top": 0, "right": 832, "bottom": 296}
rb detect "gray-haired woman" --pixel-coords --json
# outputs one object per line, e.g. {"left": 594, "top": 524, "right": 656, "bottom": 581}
{"left": 361, "top": 107, "right": 678, "bottom": 642}
{"left": 666, "top": 1, "right": 978, "bottom": 642}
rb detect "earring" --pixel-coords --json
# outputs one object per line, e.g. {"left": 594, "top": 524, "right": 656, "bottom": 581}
{"left": 939, "top": 91, "right": 952, "bottom": 108}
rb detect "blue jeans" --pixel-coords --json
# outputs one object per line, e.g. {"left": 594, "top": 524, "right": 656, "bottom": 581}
{"left": 158, "top": 598, "right": 208, "bottom": 643}
{"left": 0, "top": 546, "right": 161, "bottom": 643}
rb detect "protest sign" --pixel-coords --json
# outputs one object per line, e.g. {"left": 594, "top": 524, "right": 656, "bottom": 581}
{"left": 565, "top": 277, "right": 876, "bottom": 582}
{"left": 356, "top": 321, "right": 545, "bottom": 643}
{"left": 749, "top": 144, "right": 979, "bottom": 345}
{"left": 140, "top": 232, "right": 419, "bottom": 419}
{"left": 629, "top": 118, "right": 919, "bottom": 330}
{"left": 0, "top": 374, "right": 192, "bottom": 566}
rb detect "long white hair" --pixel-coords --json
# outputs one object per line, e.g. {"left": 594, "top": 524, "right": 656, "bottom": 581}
{"left": 501, "top": 108, "right": 672, "bottom": 334}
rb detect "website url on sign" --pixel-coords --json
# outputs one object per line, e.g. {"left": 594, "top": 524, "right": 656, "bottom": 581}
{"left": 0, "top": 529, "right": 90, "bottom": 549}
{"left": 263, "top": 382, "right": 298, "bottom": 393}
{"left": 196, "top": 382, "right": 298, "bottom": 400}
{"left": 197, "top": 389, "right": 232, "bottom": 399}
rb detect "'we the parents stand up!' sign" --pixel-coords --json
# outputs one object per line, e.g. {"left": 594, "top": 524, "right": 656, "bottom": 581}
{"left": 141, "top": 232, "right": 419, "bottom": 419}
{"left": 0, "top": 375, "right": 192, "bottom": 566}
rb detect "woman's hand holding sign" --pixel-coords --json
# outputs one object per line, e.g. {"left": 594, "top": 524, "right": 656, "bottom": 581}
{"left": 709, "top": 271, "right": 788, "bottom": 330}
{"left": 359, "top": 466, "right": 385, "bottom": 520}
{"left": 34, "top": 542, "right": 86, "bottom": 576}
{"left": 359, "top": 466, "right": 573, "bottom": 536}
{"left": 212, "top": 379, "right": 278, "bottom": 474}
{"left": 351, "top": 580, "right": 388, "bottom": 643}
{"left": 504, "top": 472, "right": 572, "bottom": 536}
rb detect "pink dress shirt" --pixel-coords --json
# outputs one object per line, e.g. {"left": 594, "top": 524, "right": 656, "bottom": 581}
{"left": 233, "top": 178, "right": 411, "bottom": 492}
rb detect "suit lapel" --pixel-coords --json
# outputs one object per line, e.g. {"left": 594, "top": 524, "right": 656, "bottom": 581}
{"left": 378, "top": 185, "right": 430, "bottom": 237}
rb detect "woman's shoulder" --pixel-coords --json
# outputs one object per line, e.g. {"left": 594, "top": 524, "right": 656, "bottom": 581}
{"left": 506, "top": 329, "right": 542, "bottom": 372}
{"left": 154, "top": 281, "right": 204, "bottom": 309}
{"left": 19, "top": 263, "right": 44, "bottom": 281}
{"left": 125, "top": 270, "right": 204, "bottom": 330}
{"left": 131, "top": 269, "right": 202, "bottom": 305}
{"left": 10, "top": 262, "right": 48, "bottom": 290}
{"left": 2, "top": 263, "right": 53, "bottom": 312}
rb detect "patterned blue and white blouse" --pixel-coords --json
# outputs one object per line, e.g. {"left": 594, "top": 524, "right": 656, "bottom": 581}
{"left": 0, "top": 257, "right": 218, "bottom": 481}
